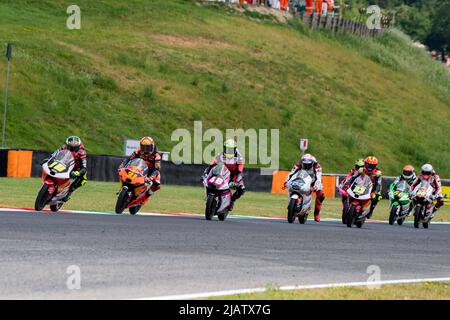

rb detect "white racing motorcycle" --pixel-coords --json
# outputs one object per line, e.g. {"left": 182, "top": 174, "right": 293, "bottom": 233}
{"left": 286, "top": 170, "right": 313, "bottom": 224}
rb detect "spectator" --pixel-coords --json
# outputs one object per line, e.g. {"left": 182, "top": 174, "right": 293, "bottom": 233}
{"left": 295, "top": 0, "right": 307, "bottom": 13}
{"left": 315, "top": 0, "right": 323, "bottom": 14}
{"left": 306, "top": 0, "right": 313, "bottom": 13}
{"left": 322, "top": 0, "right": 328, "bottom": 15}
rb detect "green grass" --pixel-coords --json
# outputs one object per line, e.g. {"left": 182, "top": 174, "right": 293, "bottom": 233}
{"left": 1, "top": 178, "right": 449, "bottom": 222}
{"left": 212, "top": 281, "right": 450, "bottom": 300}
{"left": 0, "top": 0, "right": 449, "bottom": 176}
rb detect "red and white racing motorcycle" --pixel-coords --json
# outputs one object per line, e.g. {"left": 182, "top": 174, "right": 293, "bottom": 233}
{"left": 411, "top": 180, "right": 435, "bottom": 229}
{"left": 34, "top": 149, "right": 76, "bottom": 212}
{"left": 203, "top": 163, "right": 233, "bottom": 221}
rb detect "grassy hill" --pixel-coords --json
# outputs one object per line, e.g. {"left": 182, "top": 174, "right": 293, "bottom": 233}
{"left": 0, "top": 0, "right": 449, "bottom": 176}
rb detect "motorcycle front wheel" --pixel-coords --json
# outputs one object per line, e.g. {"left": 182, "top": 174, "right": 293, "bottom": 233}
{"left": 287, "top": 198, "right": 297, "bottom": 224}
{"left": 413, "top": 206, "right": 422, "bottom": 229}
{"left": 205, "top": 194, "right": 217, "bottom": 221}
{"left": 346, "top": 204, "right": 356, "bottom": 228}
{"left": 35, "top": 184, "right": 50, "bottom": 211}
{"left": 115, "top": 187, "right": 129, "bottom": 214}
{"left": 389, "top": 205, "right": 398, "bottom": 225}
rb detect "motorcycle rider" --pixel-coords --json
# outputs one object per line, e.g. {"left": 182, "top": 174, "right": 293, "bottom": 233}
{"left": 202, "top": 139, "right": 245, "bottom": 211}
{"left": 339, "top": 158, "right": 365, "bottom": 219}
{"left": 45, "top": 136, "right": 87, "bottom": 201}
{"left": 389, "top": 165, "right": 416, "bottom": 215}
{"left": 410, "top": 164, "right": 444, "bottom": 214}
{"left": 344, "top": 156, "right": 383, "bottom": 219}
{"left": 119, "top": 136, "right": 161, "bottom": 198}
{"left": 286, "top": 153, "right": 324, "bottom": 222}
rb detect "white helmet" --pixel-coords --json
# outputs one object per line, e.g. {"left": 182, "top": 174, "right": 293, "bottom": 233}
{"left": 301, "top": 153, "right": 316, "bottom": 170}
{"left": 421, "top": 164, "right": 433, "bottom": 177}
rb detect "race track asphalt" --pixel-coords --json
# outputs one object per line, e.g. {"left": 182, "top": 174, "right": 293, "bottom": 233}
{"left": 0, "top": 210, "right": 449, "bottom": 299}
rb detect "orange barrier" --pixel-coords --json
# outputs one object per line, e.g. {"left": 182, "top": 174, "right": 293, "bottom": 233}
{"left": 271, "top": 170, "right": 336, "bottom": 198}
{"left": 7, "top": 150, "right": 32, "bottom": 178}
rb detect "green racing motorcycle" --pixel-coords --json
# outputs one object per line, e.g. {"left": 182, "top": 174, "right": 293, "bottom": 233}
{"left": 388, "top": 179, "right": 412, "bottom": 226}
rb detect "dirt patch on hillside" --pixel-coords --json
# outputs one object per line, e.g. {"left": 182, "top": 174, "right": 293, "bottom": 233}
{"left": 151, "top": 33, "right": 233, "bottom": 49}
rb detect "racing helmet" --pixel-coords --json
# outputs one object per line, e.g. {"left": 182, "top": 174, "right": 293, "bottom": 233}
{"left": 355, "top": 158, "right": 365, "bottom": 171}
{"left": 65, "top": 136, "right": 82, "bottom": 152}
{"left": 402, "top": 165, "right": 415, "bottom": 181}
{"left": 301, "top": 153, "right": 316, "bottom": 170}
{"left": 140, "top": 136, "right": 155, "bottom": 154}
{"left": 421, "top": 164, "right": 433, "bottom": 179}
{"left": 364, "top": 156, "right": 378, "bottom": 173}
{"left": 223, "top": 139, "right": 237, "bottom": 159}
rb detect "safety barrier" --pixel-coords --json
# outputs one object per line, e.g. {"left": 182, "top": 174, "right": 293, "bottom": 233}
{"left": 0, "top": 149, "right": 448, "bottom": 201}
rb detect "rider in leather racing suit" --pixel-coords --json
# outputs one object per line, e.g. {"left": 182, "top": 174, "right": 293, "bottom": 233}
{"left": 203, "top": 139, "right": 245, "bottom": 211}
{"left": 286, "top": 153, "right": 325, "bottom": 222}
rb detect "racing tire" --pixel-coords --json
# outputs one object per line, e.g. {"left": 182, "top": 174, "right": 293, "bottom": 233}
{"left": 35, "top": 184, "right": 50, "bottom": 211}
{"left": 413, "top": 206, "right": 421, "bottom": 229}
{"left": 397, "top": 218, "right": 404, "bottom": 226}
{"left": 356, "top": 220, "right": 363, "bottom": 228}
{"left": 423, "top": 222, "right": 429, "bottom": 229}
{"left": 346, "top": 205, "right": 356, "bottom": 228}
{"left": 129, "top": 205, "right": 141, "bottom": 215}
{"left": 50, "top": 203, "right": 63, "bottom": 212}
{"left": 218, "top": 211, "right": 228, "bottom": 221}
{"left": 205, "top": 194, "right": 216, "bottom": 221}
{"left": 287, "top": 198, "right": 296, "bottom": 224}
{"left": 115, "top": 188, "right": 129, "bottom": 214}
{"left": 389, "top": 206, "right": 398, "bottom": 225}
{"left": 298, "top": 215, "right": 307, "bottom": 224}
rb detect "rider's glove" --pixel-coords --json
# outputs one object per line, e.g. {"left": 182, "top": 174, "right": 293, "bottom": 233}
{"left": 201, "top": 174, "right": 207, "bottom": 181}
{"left": 144, "top": 176, "right": 153, "bottom": 187}
{"left": 70, "top": 171, "right": 80, "bottom": 178}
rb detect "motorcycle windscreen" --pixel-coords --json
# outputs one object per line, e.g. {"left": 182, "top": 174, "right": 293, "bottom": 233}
{"left": 351, "top": 175, "right": 373, "bottom": 198}
{"left": 395, "top": 180, "right": 410, "bottom": 193}
{"left": 48, "top": 150, "right": 75, "bottom": 174}
{"left": 126, "top": 158, "right": 149, "bottom": 177}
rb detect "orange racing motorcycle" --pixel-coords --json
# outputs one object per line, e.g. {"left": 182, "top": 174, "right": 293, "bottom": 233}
{"left": 115, "top": 158, "right": 151, "bottom": 215}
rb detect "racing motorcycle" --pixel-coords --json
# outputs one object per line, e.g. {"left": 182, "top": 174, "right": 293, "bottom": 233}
{"left": 388, "top": 180, "right": 411, "bottom": 226}
{"left": 34, "top": 149, "right": 76, "bottom": 212}
{"left": 411, "top": 180, "right": 435, "bottom": 229}
{"left": 344, "top": 174, "right": 373, "bottom": 228}
{"left": 286, "top": 170, "right": 313, "bottom": 224}
{"left": 116, "top": 158, "right": 151, "bottom": 215}
{"left": 203, "top": 163, "right": 232, "bottom": 221}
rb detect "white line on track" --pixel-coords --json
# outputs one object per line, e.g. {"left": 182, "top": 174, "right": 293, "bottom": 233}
{"left": 1, "top": 207, "right": 450, "bottom": 224}
{"left": 134, "top": 277, "right": 450, "bottom": 300}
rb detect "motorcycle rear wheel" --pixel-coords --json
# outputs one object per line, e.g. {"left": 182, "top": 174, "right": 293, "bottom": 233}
{"left": 115, "top": 188, "right": 129, "bottom": 214}
{"left": 35, "top": 184, "right": 50, "bottom": 211}
{"left": 218, "top": 211, "right": 228, "bottom": 221}
{"left": 205, "top": 194, "right": 216, "bottom": 221}
{"left": 298, "top": 215, "right": 307, "bottom": 224}
{"left": 50, "top": 203, "right": 63, "bottom": 212}
{"left": 129, "top": 205, "right": 141, "bottom": 215}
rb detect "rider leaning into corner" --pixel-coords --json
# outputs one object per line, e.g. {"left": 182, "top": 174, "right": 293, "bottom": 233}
{"left": 286, "top": 153, "right": 325, "bottom": 222}
{"left": 119, "top": 136, "right": 161, "bottom": 199}
{"left": 43, "top": 136, "right": 88, "bottom": 201}
{"left": 344, "top": 156, "right": 383, "bottom": 219}
{"left": 410, "top": 164, "right": 444, "bottom": 215}
{"left": 389, "top": 165, "right": 416, "bottom": 214}
{"left": 202, "top": 139, "right": 245, "bottom": 211}
{"left": 339, "top": 158, "right": 365, "bottom": 217}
